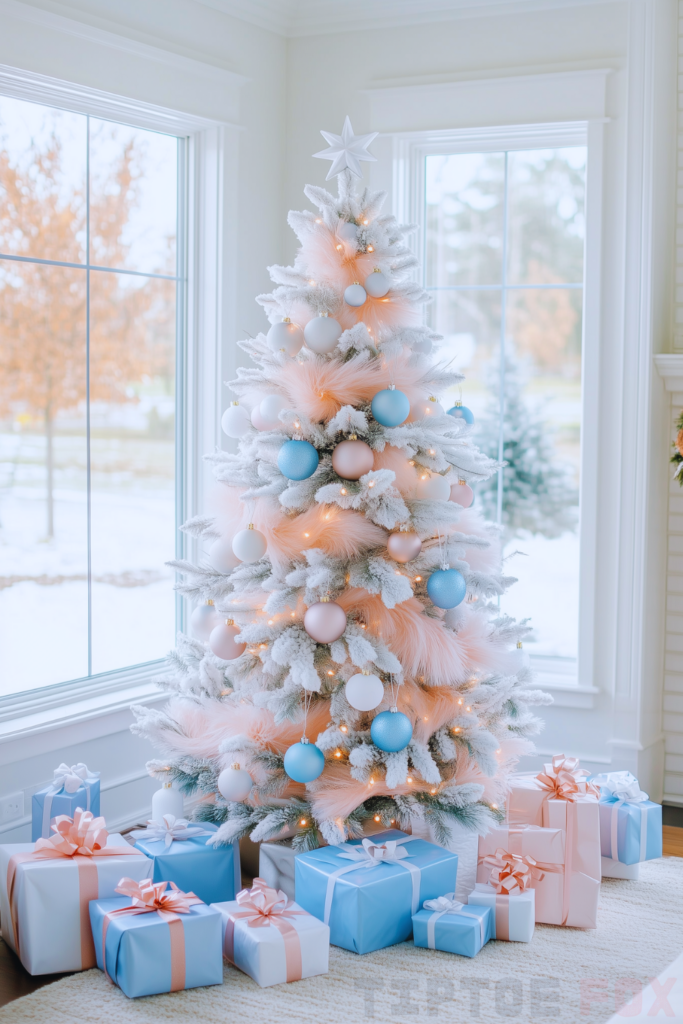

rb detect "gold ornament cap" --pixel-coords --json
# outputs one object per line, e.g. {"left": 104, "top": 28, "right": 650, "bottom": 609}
{"left": 230, "top": 762, "right": 241, "bottom": 771}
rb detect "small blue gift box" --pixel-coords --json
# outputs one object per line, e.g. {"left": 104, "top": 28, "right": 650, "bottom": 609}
{"left": 89, "top": 892, "right": 223, "bottom": 998}
{"left": 31, "top": 763, "right": 100, "bottom": 841}
{"left": 132, "top": 819, "right": 241, "bottom": 905}
{"left": 592, "top": 772, "right": 663, "bottom": 865}
{"left": 413, "top": 895, "right": 492, "bottom": 957}
{"left": 294, "top": 829, "right": 458, "bottom": 955}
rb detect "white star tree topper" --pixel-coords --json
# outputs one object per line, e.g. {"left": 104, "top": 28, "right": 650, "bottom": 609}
{"left": 313, "top": 116, "right": 378, "bottom": 180}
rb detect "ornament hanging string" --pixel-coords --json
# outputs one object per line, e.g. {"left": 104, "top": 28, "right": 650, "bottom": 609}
{"left": 302, "top": 688, "right": 314, "bottom": 741}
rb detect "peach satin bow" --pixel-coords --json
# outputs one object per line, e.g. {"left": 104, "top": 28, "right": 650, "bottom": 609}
{"left": 34, "top": 808, "right": 110, "bottom": 858}
{"left": 481, "top": 848, "right": 545, "bottom": 896}
{"left": 535, "top": 754, "right": 600, "bottom": 801}
{"left": 223, "top": 878, "right": 308, "bottom": 982}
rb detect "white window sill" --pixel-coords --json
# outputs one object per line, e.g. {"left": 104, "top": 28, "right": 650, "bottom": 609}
{"left": 531, "top": 655, "right": 598, "bottom": 709}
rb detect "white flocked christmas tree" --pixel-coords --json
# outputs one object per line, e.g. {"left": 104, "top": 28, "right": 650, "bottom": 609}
{"left": 133, "top": 119, "right": 551, "bottom": 852}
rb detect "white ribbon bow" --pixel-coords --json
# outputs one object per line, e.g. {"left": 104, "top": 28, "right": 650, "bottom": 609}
{"left": 52, "top": 762, "right": 99, "bottom": 794}
{"left": 593, "top": 771, "right": 648, "bottom": 803}
{"left": 323, "top": 835, "right": 421, "bottom": 925}
{"left": 422, "top": 892, "right": 486, "bottom": 949}
{"left": 337, "top": 838, "right": 411, "bottom": 866}
{"left": 130, "top": 814, "right": 213, "bottom": 849}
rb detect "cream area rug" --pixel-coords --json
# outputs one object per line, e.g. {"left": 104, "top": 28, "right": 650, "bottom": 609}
{"left": 2, "top": 858, "right": 682, "bottom": 1024}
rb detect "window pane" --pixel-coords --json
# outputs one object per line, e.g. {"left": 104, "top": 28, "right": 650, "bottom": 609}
{"left": 89, "top": 120, "right": 177, "bottom": 275}
{"left": 425, "top": 153, "right": 505, "bottom": 287}
{"left": 506, "top": 148, "right": 586, "bottom": 286}
{"left": 0, "top": 261, "right": 88, "bottom": 693}
{"left": 89, "top": 269, "right": 176, "bottom": 675}
{"left": 0, "top": 96, "right": 87, "bottom": 265}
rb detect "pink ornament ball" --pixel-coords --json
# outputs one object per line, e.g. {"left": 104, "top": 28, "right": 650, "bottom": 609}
{"left": 450, "top": 481, "right": 474, "bottom": 508}
{"left": 387, "top": 531, "right": 422, "bottom": 563}
{"left": 209, "top": 620, "right": 246, "bottom": 661}
{"left": 251, "top": 406, "right": 271, "bottom": 431}
{"left": 303, "top": 600, "right": 347, "bottom": 644}
{"left": 332, "top": 439, "right": 374, "bottom": 480}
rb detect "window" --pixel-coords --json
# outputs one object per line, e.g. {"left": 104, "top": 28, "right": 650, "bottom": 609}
{"left": 414, "top": 133, "right": 588, "bottom": 676}
{"left": 0, "top": 94, "right": 183, "bottom": 696}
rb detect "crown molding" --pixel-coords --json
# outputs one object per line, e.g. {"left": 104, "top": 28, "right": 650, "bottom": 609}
{"left": 197, "top": 0, "right": 626, "bottom": 38}
{"left": 0, "top": 0, "right": 248, "bottom": 87}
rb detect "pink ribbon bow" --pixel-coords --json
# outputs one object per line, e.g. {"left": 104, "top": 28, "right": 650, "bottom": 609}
{"left": 101, "top": 878, "right": 204, "bottom": 992}
{"left": 481, "top": 848, "right": 545, "bottom": 896}
{"left": 35, "top": 808, "right": 109, "bottom": 858}
{"left": 223, "top": 877, "right": 308, "bottom": 983}
{"left": 535, "top": 754, "right": 600, "bottom": 802}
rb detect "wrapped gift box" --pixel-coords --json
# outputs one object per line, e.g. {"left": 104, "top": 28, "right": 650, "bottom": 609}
{"left": 259, "top": 839, "right": 299, "bottom": 901}
{"left": 294, "top": 829, "right": 458, "bottom": 955}
{"left": 214, "top": 877, "right": 329, "bottom": 987}
{"left": 0, "top": 811, "right": 152, "bottom": 975}
{"left": 601, "top": 856, "right": 639, "bottom": 880}
{"left": 31, "top": 763, "right": 100, "bottom": 841}
{"left": 131, "top": 816, "right": 241, "bottom": 905}
{"left": 90, "top": 879, "right": 223, "bottom": 998}
{"left": 591, "top": 772, "right": 662, "bottom": 864}
{"left": 410, "top": 810, "right": 479, "bottom": 901}
{"left": 412, "top": 894, "right": 492, "bottom": 957}
{"left": 468, "top": 882, "right": 535, "bottom": 942}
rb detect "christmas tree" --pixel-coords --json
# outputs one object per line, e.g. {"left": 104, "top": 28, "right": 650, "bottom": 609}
{"left": 133, "top": 120, "right": 550, "bottom": 851}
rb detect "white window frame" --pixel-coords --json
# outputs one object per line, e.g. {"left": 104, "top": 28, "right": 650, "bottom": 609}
{"left": 391, "top": 120, "right": 604, "bottom": 701}
{"left": 0, "top": 64, "right": 241, "bottom": 735}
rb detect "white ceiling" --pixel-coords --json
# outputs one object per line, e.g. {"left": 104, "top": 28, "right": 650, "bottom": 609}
{"left": 196, "top": 0, "right": 621, "bottom": 37}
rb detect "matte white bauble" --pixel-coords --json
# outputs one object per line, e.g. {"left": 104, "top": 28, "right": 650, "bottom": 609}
{"left": 152, "top": 783, "right": 183, "bottom": 821}
{"left": 345, "top": 670, "right": 384, "bottom": 711}
{"left": 259, "top": 394, "right": 289, "bottom": 426}
{"left": 411, "top": 396, "right": 445, "bottom": 421}
{"left": 251, "top": 406, "right": 272, "bottom": 431}
{"left": 509, "top": 642, "right": 530, "bottom": 672}
{"left": 209, "top": 619, "right": 246, "bottom": 661}
{"left": 304, "top": 314, "right": 342, "bottom": 354}
{"left": 232, "top": 525, "right": 267, "bottom": 562}
{"left": 364, "top": 269, "right": 391, "bottom": 298}
{"left": 190, "top": 600, "right": 221, "bottom": 641}
{"left": 416, "top": 473, "right": 451, "bottom": 501}
{"left": 337, "top": 221, "right": 358, "bottom": 244}
{"left": 444, "top": 605, "right": 467, "bottom": 631}
{"left": 344, "top": 282, "right": 367, "bottom": 307}
{"left": 266, "top": 319, "right": 304, "bottom": 356}
{"left": 209, "top": 536, "right": 241, "bottom": 574}
{"left": 217, "top": 763, "right": 253, "bottom": 802}
{"left": 221, "top": 403, "right": 250, "bottom": 438}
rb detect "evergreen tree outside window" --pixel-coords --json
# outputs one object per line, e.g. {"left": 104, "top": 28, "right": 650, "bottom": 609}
{"left": 425, "top": 147, "right": 586, "bottom": 661}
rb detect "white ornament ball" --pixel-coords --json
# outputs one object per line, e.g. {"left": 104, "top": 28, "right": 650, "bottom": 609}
{"left": 509, "top": 643, "right": 530, "bottom": 672}
{"left": 251, "top": 405, "right": 272, "bottom": 431}
{"left": 416, "top": 473, "right": 451, "bottom": 501}
{"left": 259, "top": 394, "right": 289, "bottom": 427}
{"left": 232, "top": 526, "right": 267, "bottom": 562}
{"left": 344, "top": 283, "right": 367, "bottom": 307}
{"left": 209, "top": 620, "right": 246, "bottom": 661}
{"left": 345, "top": 671, "right": 384, "bottom": 711}
{"left": 209, "top": 536, "right": 241, "bottom": 574}
{"left": 217, "top": 763, "right": 253, "bottom": 802}
{"left": 221, "top": 403, "right": 250, "bottom": 438}
{"left": 190, "top": 600, "right": 221, "bottom": 641}
{"left": 337, "top": 221, "right": 358, "bottom": 244}
{"left": 364, "top": 269, "right": 391, "bottom": 298}
{"left": 410, "top": 396, "right": 444, "bottom": 421}
{"left": 304, "top": 315, "right": 342, "bottom": 354}
{"left": 267, "top": 319, "right": 304, "bottom": 356}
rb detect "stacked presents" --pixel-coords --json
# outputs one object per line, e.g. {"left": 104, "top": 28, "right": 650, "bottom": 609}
{"left": 0, "top": 755, "right": 663, "bottom": 997}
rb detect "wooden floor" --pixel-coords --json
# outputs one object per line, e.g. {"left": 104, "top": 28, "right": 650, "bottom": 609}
{"left": 0, "top": 825, "right": 681, "bottom": 1009}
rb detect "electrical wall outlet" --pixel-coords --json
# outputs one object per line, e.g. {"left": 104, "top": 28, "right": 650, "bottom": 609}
{"left": 0, "top": 791, "right": 25, "bottom": 824}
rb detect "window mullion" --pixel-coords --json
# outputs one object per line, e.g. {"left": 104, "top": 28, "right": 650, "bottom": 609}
{"left": 86, "top": 115, "right": 92, "bottom": 678}
{"left": 497, "top": 151, "right": 510, "bottom": 529}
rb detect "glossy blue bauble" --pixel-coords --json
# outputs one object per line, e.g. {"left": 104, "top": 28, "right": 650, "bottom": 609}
{"left": 447, "top": 404, "right": 474, "bottom": 424}
{"left": 371, "top": 388, "right": 410, "bottom": 428}
{"left": 370, "top": 709, "right": 413, "bottom": 752}
{"left": 427, "top": 568, "right": 467, "bottom": 609}
{"left": 283, "top": 741, "right": 325, "bottom": 783}
{"left": 277, "top": 439, "right": 319, "bottom": 481}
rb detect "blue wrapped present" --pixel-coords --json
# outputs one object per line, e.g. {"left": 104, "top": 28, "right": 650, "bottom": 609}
{"left": 32, "top": 763, "right": 100, "bottom": 841}
{"left": 131, "top": 815, "right": 240, "bottom": 905}
{"left": 592, "top": 771, "right": 662, "bottom": 864}
{"left": 413, "top": 894, "right": 492, "bottom": 957}
{"left": 89, "top": 878, "right": 223, "bottom": 998}
{"left": 294, "top": 829, "right": 458, "bottom": 955}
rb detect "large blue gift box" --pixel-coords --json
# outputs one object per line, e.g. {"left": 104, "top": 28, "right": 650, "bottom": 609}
{"left": 593, "top": 771, "right": 662, "bottom": 865}
{"left": 294, "top": 829, "right": 458, "bottom": 955}
{"left": 89, "top": 895, "right": 223, "bottom": 998}
{"left": 133, "top": 822, "right": 241, "bottom": 905}
{"left": 412, "top": 897, "right": 492, "bottom": 957}
{"left": 31, "top": 763, "right": 100, "bottom": 842}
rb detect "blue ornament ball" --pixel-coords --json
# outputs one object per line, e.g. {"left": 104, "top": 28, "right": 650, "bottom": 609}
{"left": 283, "top": 740, "right": 325, "bottom": 783}
{"left": 277, "top": 439, "right": 319, "bottom": 481}
{"left": 427, "top": 568, "right": 467, "bottom": 609}
{"left": 370, "top": 709, "right": 413, "bottom": 752}
{"left": 447, "top": 403, "right": 474, "bottom": 425}
{"left": 371, "top": 388, "right": 410, "bottom": 428}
